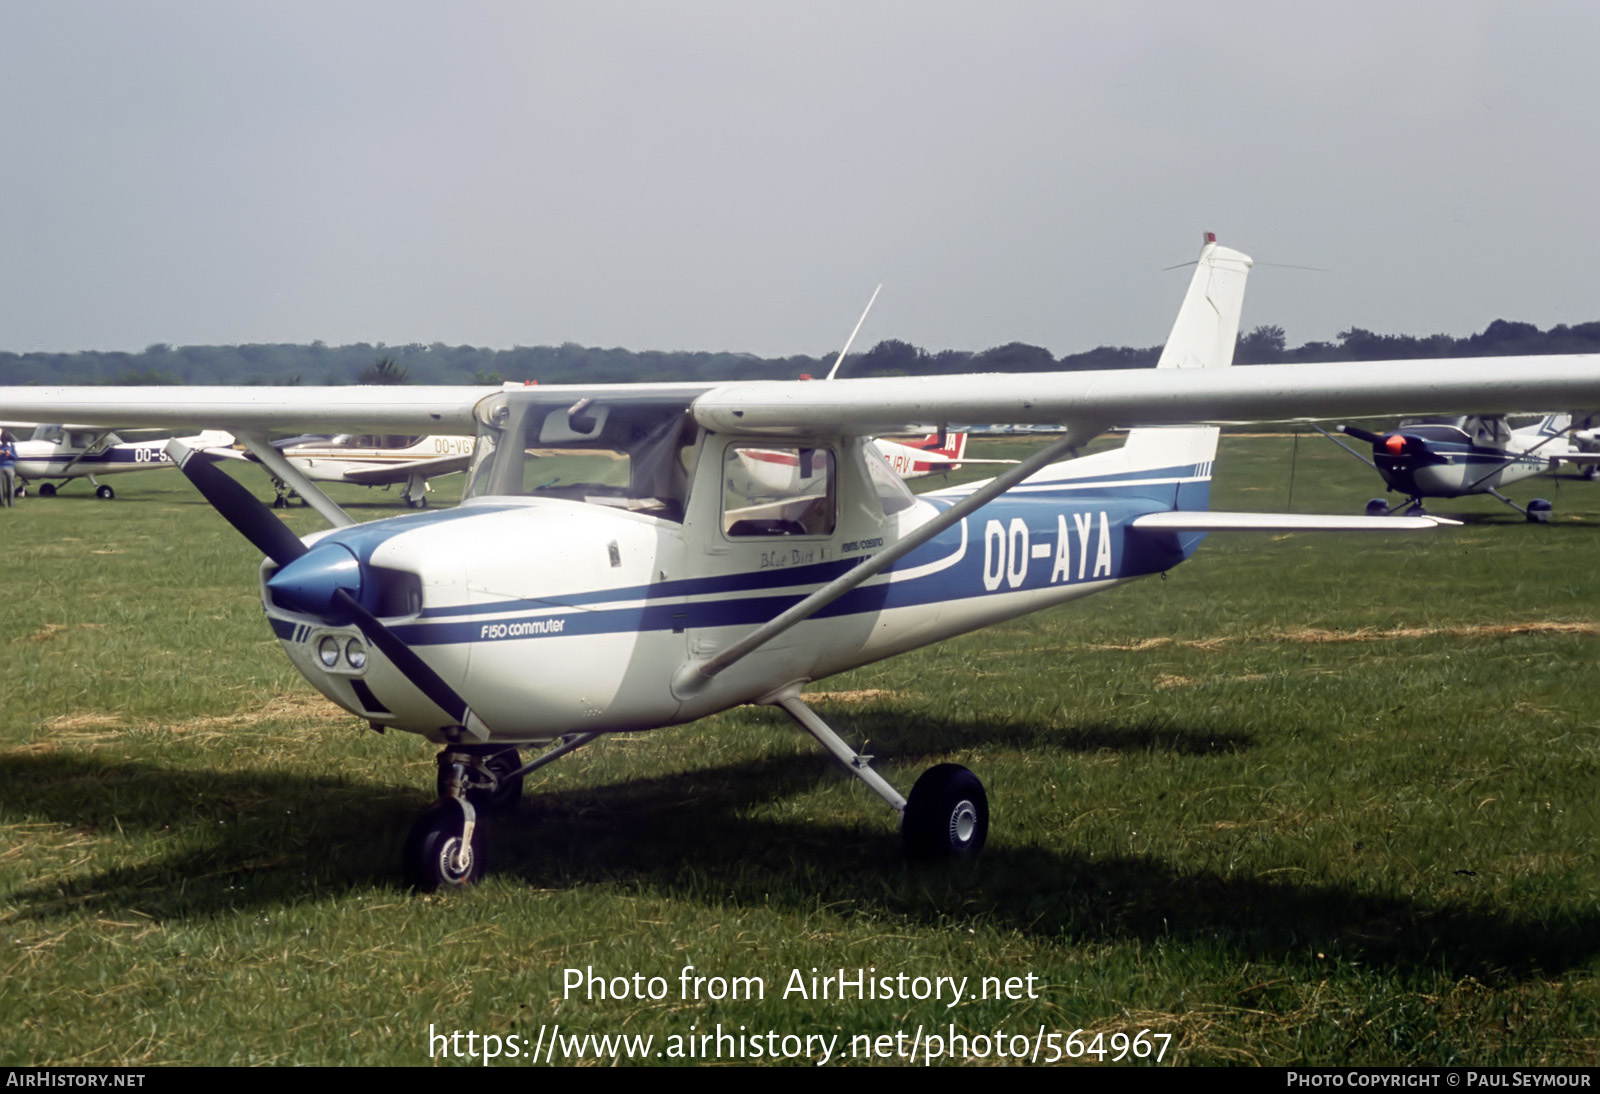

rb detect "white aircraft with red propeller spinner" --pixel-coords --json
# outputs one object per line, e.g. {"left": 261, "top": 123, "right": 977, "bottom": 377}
{"left": 6, "top": 235, "right": 1600, "bottom": 891}
{"left": 1315, "top": 412, "right": 1600, "bottom": 520}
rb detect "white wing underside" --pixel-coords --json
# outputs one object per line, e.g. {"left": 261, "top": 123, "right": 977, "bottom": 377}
{"left": 1, "top": 357, "right": 1598, "bottom": 439}
{"left": 1130, "top": 511, "right": 1460, "bottom": 533}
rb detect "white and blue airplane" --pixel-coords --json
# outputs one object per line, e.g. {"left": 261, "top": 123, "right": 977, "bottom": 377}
{"left": 5, "top": 236, "right": 1600, "bottom": 889}
{"left": 1320, "top": 412, "right": 1600, "bottom": 520}
{"left": 0, "top": 422, "right": 235, "bottom": 499}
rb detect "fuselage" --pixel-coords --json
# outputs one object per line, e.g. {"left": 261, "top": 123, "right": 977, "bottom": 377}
{"left": 1370, "top": 417, "right": 1569, "bottom": 498}
{"left": 13, "top": 425, "right": 232, "bottom": 482}
{"left": 276, "top": 433, "right": 475, "bottom": 483}
{"left": 15, "top": 428, "right": 175, "bottom": 480}
{"left": 265, "top": 427, "right": 1209, "bottom": 745}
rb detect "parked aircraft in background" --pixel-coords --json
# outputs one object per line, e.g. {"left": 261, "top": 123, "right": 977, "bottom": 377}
{"left": 1320, "top": 413, "right": 1600, "bottom": 520}
{"left": 208, "top": 433, "right": 476, "bottom": 508}
{"left": 4, "top": 236, "right": 1599, "bottom": 892}
{"left": 1572, "top": 414, "right": 1599, "bottom": 478}
{"left": 0, "top": 422, "right": 234, "bottom": 499}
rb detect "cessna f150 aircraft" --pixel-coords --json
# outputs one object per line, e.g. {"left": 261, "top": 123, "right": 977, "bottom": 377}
{"left": 1319, "top": 412, "right": 1600, "bottom": 520}
{"left": 5, "top": 237, "right": 1600, "bottom": 890}
{"left": 0, "top": 422, "right": 235, "bottom": 499}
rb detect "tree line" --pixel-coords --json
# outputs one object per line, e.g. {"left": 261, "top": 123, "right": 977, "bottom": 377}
{"left": 2, "top": 318, "right": 1597, "bottom": 387}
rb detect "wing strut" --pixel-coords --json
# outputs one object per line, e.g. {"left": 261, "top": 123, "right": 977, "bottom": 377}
{"left": 238, "top": 431, "right": 355, "bottom": 528}
{"left": 671, "top": 424, "right": 1103, "bottom": 697}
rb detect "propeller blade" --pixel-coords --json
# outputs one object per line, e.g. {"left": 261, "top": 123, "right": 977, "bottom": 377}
{"left": 333, "top": 589, "right": 490, "bottom": 738}
{"left": 167, "top": 440, "right": 307, "bottom": 566}
{"left": 1337, "top": 425, "right": 1385, "bottom": 445}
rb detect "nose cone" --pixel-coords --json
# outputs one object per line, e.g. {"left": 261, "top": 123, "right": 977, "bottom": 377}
{"left": 267, "top": 541, "right": 362, "bottom": 618}
{"left": 1384, "top": 434, "right": 1407, "bottom": 454}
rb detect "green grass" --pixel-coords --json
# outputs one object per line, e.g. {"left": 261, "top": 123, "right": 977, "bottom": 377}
{"left": 1, "top": 440, "right": 1597, "bottom": 1066}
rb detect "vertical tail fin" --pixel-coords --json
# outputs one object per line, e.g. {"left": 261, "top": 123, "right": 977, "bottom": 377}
{"left": 1122, "top": 234, "right": 1254, "bottom": 476}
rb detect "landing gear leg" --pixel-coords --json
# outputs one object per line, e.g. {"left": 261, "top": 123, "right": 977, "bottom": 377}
{"left": 405, "top": 757, "right": 484, "bottom": 891}
{"left": 769, "top": 686, "right": 989, "bottom": 862}
{"left": 404, "top": 735, "right": 600, "bottom": 890}
{"left": 1486, "top": 489, "right": 1551, "bottom": 522}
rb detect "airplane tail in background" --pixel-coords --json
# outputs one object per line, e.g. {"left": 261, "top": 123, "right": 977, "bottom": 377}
{"left": 876, "top": 431, "right": 970, "bottom": 478}
{"left": 1525, "top": 412, "right": 1573, "bottom": 438}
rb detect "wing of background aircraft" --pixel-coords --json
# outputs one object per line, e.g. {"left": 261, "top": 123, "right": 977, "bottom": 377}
{"left": 337, "top": 453, "right": 475, "bottom": 486}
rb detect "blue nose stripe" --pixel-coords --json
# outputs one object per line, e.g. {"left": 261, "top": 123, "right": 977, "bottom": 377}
{"left": 267, "top": 542, "right": 362, "bottom": 618}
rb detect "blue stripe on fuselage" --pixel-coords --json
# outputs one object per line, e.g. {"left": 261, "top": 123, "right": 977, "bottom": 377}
{"left": 380, "top": 481, "right": 1209, "bottom": 648}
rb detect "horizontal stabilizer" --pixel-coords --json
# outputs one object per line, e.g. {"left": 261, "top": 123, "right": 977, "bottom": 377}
{"left": 1130, "top": 511, "right": 1460, "bottom": 533}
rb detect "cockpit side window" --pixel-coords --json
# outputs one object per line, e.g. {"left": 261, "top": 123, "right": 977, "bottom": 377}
{"left": 722, "top": 446, "right": 836, "bottom": 537}
{"left": 863, "top": 444, "right": 917, "bottom": 516}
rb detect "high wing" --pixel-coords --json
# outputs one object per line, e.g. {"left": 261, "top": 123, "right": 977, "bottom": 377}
{"left": 690, "top": 358, "right": 1600, "bottom": 437}
{"left": 5, "top": 359, "right": 1600, "bottom": 443}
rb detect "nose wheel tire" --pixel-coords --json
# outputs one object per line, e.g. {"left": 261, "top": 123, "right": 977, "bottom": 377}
{"left": 902, "top": 763, "right": 988, "bottom": 861}
{"left": 95, "top": 484, "right": 115, "bottom": 500}
{"left": 404, "top": 802, "right": 485, "bottom": 891}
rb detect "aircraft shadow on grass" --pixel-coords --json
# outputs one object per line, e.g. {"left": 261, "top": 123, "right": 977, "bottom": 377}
{"left": 4, "top": 711, "right": 1591, "bottom": 982}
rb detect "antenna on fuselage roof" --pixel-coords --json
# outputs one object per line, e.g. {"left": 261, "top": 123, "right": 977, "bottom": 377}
{"left": 825, "top": 283, "right": 882, "bottom": 381}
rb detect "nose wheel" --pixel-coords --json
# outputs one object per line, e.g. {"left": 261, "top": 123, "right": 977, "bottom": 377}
{"left": 404, "top": 736, "right": 597, "bottom": 890}
{"left": 404, "top": 800, "right": 484, "bottom": 891}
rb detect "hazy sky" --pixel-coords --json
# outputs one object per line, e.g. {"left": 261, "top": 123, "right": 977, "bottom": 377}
{"left": 4, "top": 2, "right": 1598, "bottom": 358}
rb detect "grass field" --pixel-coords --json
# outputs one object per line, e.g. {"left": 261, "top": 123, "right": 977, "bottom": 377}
{"left": 1, "top": 435, "right": 1597, "bottom": 1066}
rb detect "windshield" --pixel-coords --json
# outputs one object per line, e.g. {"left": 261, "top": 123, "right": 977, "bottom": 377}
{"left": 464, "top": 390, "right": 699, "bottom": 520}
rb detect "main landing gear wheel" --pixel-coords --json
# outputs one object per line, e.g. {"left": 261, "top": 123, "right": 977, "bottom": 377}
{"left": 1403, "top": 502, "right": 1427, "bottom": 517}
{"left": 1526, "top": 498, "right": 1553, "bottom": 523}
{"left": 437, "top": 747, "right": 525, "bottom": 811}
{"left": 902, "top": 764, "right": 988, "bottom": 861}
{"left": 405, "top": 495, "right": 428, "bottom": 509}
{"left": 1584, "top": 465, "right": 1600, "bottom": 481}
{"left": 38, "top": 483, "right": 56, "bottom": 498}
{"left": 404, "top": 801, "right": 485, "bottom": 891}
{"left": 273, "top": 495, "right": 288, "bottom": 509}
{"left": 95, "top": 484, "right": 114, "bottom": 500}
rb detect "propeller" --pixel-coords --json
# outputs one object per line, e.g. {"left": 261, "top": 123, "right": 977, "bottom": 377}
{"left": 167, "top": 440, "right": 492, "bottom": 739}
{"left": 1337, "top": 425, "right": 1385, "bottom": 446}
{"left": 166, "top": 441, "right": 308, "bottom": 566}
{"left": 332, "top": 589, "right": 485, "bottom": 735}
